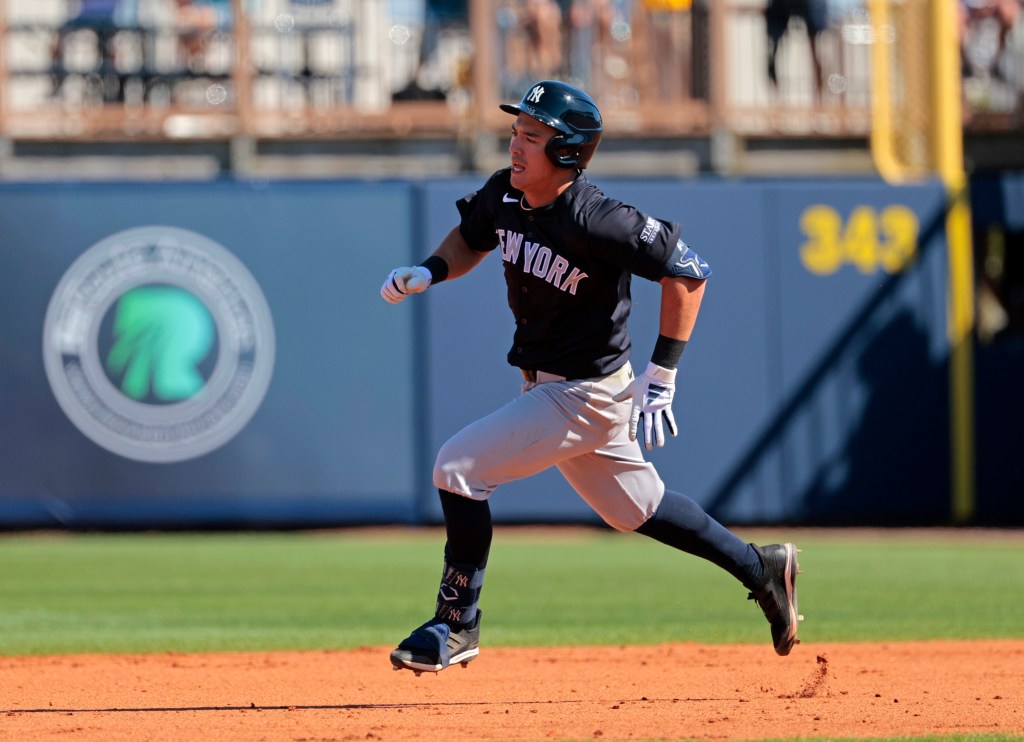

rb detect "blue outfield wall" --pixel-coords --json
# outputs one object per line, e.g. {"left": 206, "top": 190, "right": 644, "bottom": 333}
{"left": 969, "top": 173, "right": 1024, "bottom": 524}
{"left": 0, "top": 174, "right": 1014, "bottom": 529}
{"left": 0, "top": 181, "right": 422, "bottom": 528}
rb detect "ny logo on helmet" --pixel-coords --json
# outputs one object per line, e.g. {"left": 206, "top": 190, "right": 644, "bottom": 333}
{"left": 526, "top": 85, "right": 545, "bottom": 104}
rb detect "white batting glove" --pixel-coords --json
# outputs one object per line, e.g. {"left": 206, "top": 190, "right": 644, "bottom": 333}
{"left": 381, "top": 266, "right": 432, "bottom": 304}
{"left": 628, "top": 362, "right": 678, "bottom": 451}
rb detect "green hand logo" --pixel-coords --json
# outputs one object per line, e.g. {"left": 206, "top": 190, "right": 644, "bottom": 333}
{"left": 106, "top": 286, "right": 215, "bottom": 402}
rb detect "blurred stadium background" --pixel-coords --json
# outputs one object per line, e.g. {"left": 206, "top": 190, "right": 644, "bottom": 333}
{"left": 0, "top": 0, "right": 1022, "bottom": 531}
{"left": 2, "top": 0, "right": 1022, "bottom": 178}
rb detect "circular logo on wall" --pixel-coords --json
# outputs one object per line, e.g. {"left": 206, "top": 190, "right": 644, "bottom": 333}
{"left": 43, "top": 226, "right": 276, "bottom": 463}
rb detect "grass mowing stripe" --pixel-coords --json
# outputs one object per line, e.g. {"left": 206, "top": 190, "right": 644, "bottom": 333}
{"left": 0, "top": 529, "right": 1021, "bottom": 655}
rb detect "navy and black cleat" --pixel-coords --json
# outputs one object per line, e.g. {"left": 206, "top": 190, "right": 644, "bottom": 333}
{"left": 390, "top": 610, "right": 481, "bottom": 675}
{"left": 749, "top": 543, "right": 803, "bottom": 656}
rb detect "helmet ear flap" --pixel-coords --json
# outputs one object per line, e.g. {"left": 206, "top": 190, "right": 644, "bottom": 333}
{"left": 545, "top": 132, "right": 585, "bottom": 169}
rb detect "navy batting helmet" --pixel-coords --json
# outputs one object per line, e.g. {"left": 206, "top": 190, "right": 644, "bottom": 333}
{"left": 500, "top": 80, "right": 603, "bottom": 169}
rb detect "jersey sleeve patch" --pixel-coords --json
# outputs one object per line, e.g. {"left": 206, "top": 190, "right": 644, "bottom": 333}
{"left": 639, "top": 216, "right": 662, "bottom": 245}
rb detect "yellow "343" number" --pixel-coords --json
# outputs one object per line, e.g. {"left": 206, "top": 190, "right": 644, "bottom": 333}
{"left": 799, "top": 205, "right": 919, "bottom": 275}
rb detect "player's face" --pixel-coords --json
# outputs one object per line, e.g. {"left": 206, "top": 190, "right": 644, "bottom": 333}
{"left": 508, "top": 114, "right": 562, "bottom": 196}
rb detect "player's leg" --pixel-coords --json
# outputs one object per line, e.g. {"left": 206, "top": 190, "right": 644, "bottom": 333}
{"left": 555, "top": 436, "right": 761, "bottom": 586}
{"left": 392, "top": 374, "right": 632, "bottom": 673}
{"left": 635, "top": 489, "right": 802, "bottom": 655}
{"left": 561, "top": 445, "right": 802, "bottom": 655}
{"left": 432, "top": 381, "right": 618, "bottom": 498}
{"left": 554, "top": 374, "right": 760, "bottom": 583}
{"left": 556, "top": 368, "right": 802, "bottom": 655}
{"left": 390, "top": 491, "right": 491, "bottom": 674}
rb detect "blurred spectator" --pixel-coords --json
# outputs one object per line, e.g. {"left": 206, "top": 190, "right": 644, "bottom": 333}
{"left": 638, "top": 0, "right": 693, "bottom": 103}
{"left": 566, "top": 0, "right": 614, "bottom": 89}
{"left": 958, "top": 0, "right": 1021, "bottom": 80}
{"left": 174, "top": 0, "right": 231, "bottom": 71}
{"left": 825, "top": 0, "right": 864, "bottom": 26}
{"left": 522, "top": 0, "right": 565, "bottom": 80}
{"left": 764, "top": 0, "right": 827, "bottom": 96}
{"left": 393, "top": 0, "right": 469, "bottom": 101}
{"left": 51, "top": 0, "right": 138, "bottom": 101}
{"left": 420, "top": 0, "right": 470, "bottom": 67}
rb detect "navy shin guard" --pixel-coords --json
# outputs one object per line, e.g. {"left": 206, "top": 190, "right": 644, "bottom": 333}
{"left": 435, "top": 560, "right": 485, "bottom": 626}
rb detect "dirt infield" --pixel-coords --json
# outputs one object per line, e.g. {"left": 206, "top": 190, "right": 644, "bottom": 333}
{"left": 2, "top": 640, "right": 1022, "bottom": 741}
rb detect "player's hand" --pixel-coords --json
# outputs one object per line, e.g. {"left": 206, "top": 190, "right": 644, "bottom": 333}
{"left": 627, "top": 362, "right": 678, "bottom": 450}
{"left": 381, "top": 266, "right": 432, "bottom": 304}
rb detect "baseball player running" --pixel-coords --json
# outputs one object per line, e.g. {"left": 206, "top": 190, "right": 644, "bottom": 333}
{"left": 380, "top": 80, "right": 802, "bottom": 675}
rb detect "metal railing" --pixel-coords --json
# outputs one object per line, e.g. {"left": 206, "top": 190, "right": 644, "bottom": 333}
{"left": 0, "top": 0, "right": 1020, "bottom": 155}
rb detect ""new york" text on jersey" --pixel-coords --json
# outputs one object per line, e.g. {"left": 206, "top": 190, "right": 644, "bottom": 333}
{"left": 496, "top": 229, "right": 588, "bottom": 295}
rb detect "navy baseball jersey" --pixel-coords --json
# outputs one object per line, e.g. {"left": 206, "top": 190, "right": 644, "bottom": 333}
{"left": 457, "top": 168, "right": 686, "bottom": 380}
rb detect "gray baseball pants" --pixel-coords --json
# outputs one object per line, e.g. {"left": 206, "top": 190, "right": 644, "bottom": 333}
{"left": 433, "top": 362, "right": 666, "bottom": 532}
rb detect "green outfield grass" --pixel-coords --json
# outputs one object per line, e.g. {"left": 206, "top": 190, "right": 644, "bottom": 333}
{"left": 0, "top": 527, "right": 1022, "bottom": 656}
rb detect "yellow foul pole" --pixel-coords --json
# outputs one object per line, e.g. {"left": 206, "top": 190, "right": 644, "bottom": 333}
{"left": 932, "top": 0, "right": 975, "bottom": 523}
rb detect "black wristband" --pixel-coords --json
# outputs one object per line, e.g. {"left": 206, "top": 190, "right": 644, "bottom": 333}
{"left": 420, "top": 255, "right": 450, "bottom": 284}
{"left": 651, "top": 334, "right": 687, "bottom": 369}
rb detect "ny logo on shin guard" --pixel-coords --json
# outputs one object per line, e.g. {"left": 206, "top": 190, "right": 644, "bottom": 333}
{"left": 436, "top": 604, "right": 463, "bottom": 624}
{"left": 443, "top": 565, "right": 472, "bottom": 589}
{"left": 436, "top": 562, "right": 483, "bottom": 625}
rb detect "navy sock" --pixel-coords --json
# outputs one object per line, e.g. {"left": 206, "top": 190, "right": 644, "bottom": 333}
{"left": 439, "top": 489, "right": 492, "bottom": 570}
{"left": 635, "top": 489, "right": 763, "bottom": 590}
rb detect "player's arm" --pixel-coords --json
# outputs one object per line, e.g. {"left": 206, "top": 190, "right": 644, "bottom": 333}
{"left": 380, "top": 227, "right": 488, "bottom": 304}
{"left": 430, "top": 226, "right": 489, "bottom": 280}
{"left": 628, "top": 241, "right": 711, "bottom": 450}
{"left": 658, "top": 274, "right": 705, "bottom": 344}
